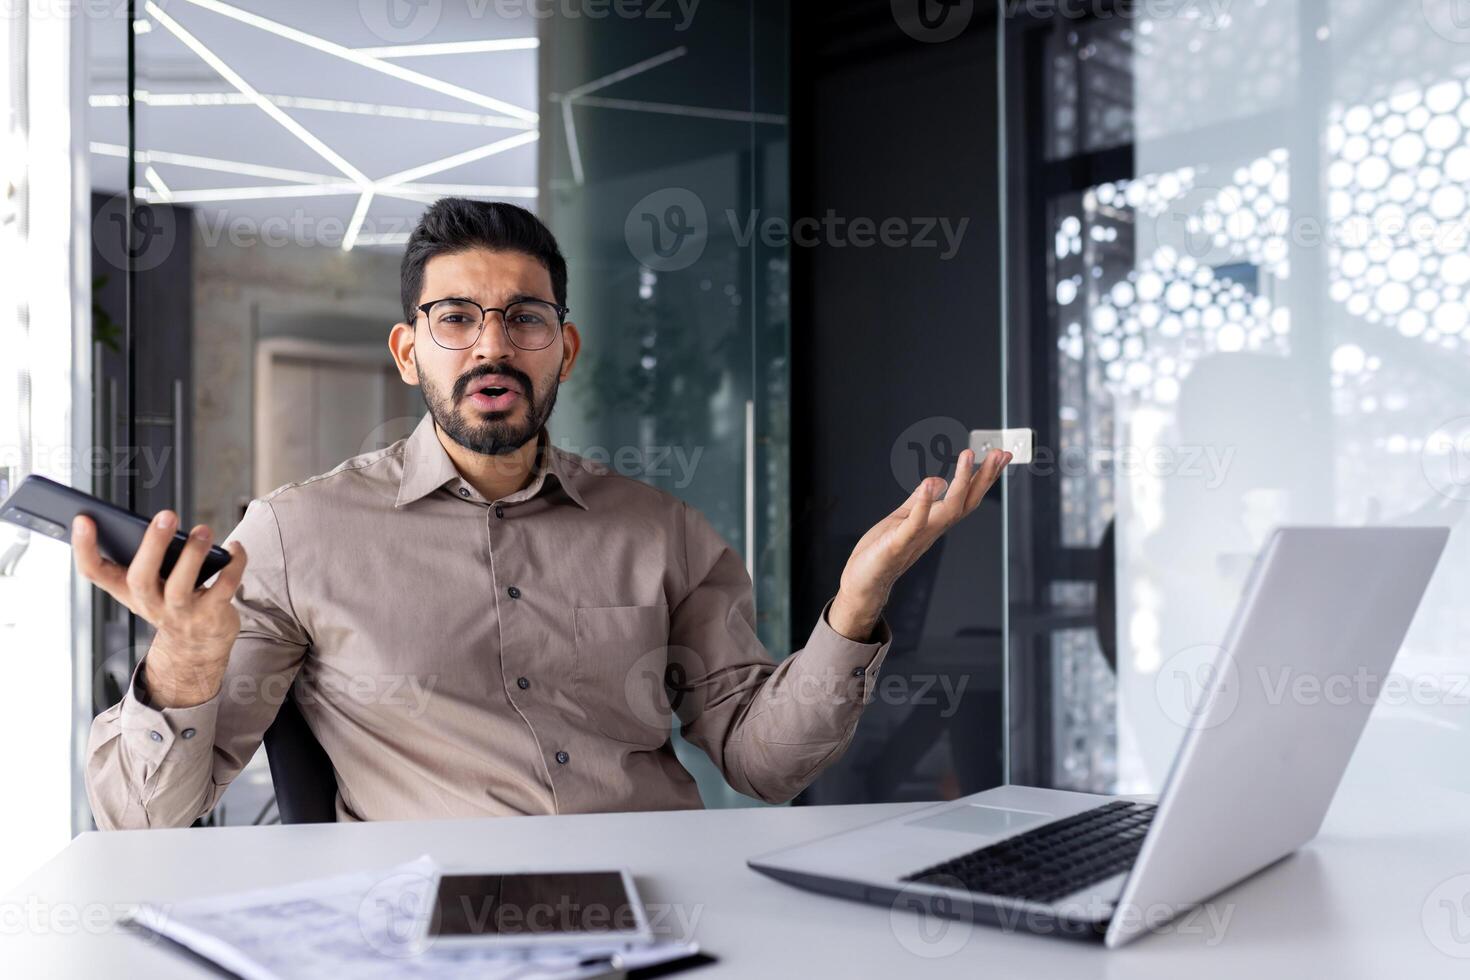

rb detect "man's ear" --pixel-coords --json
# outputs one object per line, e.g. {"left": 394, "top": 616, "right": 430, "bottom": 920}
{"left": 388, "top": 321, "right": 419, "bottom": 385}
{"left": 559, "top": 321, "right": 582, "bottom": 382}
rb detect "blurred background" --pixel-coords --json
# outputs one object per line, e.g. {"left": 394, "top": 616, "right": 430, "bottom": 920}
{"left": 1, "top": 0, "right": 1466, "bottom": 892}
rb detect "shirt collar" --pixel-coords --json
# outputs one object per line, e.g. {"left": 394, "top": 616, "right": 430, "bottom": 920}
{"left": 394, "top": 412, "right": 589, "bottom": 511}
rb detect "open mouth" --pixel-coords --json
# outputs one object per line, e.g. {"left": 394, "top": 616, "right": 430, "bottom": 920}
{"left": 466, "top": 380, "right": 523, "bottom": 412}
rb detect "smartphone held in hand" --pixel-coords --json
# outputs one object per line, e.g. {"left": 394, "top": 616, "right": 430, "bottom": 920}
{"left": 0, "top": 475, "right": 232, "bottom": 589}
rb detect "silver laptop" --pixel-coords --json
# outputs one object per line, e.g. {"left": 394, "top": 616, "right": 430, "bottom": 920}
{"left": 749, "top": 526, "right": 1449, "bottom": 948}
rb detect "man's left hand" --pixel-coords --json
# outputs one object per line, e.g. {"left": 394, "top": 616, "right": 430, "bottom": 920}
{"left": 829, "top": 448, "right": 1012, "bottom": 641}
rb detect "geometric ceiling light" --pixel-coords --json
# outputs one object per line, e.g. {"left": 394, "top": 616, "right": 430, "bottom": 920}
{"left": 90, "top": 141, "right": 345, "bottom": 185}
{"left": 92, "top": 139, "right": 536, "bottom": 206}
{"left": 554, "top": 46, "right": 687, "bottom": 185}
{"left": 145, "top": 1, "right": 372, "bottom": 190}
{"left": 136, "top": 0, "right": 540, "bottom": 250}
{"left": 352, "top": 38, "right": 539, "bottom": 59}
{"left": 550, "top": 45, "right": 791, "bottom": 187}
{"left": 91, "top": 92, "right": 535, "bottom": 131}
{"left": 175, "top": 0, "right": 538, "bottom": 122}
{"left": 374, "top": 131, "right": 541, "bottom": 190}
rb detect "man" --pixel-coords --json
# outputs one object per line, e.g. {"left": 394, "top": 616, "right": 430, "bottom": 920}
{"left": 79, "top": 199, "right": 1010, "bottom": 828}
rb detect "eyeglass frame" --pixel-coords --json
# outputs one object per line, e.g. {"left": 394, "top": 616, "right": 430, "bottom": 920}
{"left": 412, "top": 295, "right": 571, "bottom": 351}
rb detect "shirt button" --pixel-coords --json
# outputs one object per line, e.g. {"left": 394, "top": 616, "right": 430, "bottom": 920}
{"left": 149, "top": 730, "right": 163, "bottom": 742}
{"left": 517, "top": 677, "right": 530, "bottom": 690}
{"left": 459, "top": 487, "right": 471, "bottom": 498}
{"left": 507, "top": 586, "right": 522, "bottom": 599}
{"left": 181, "top": 727, "right": 197, "bottom": 739}
{"left": 495, "top": 505, "right": 505, "bottom": 519}
{"left": 851, "top": 667, "right": 866, "bottom": 677}
{"left": 555, "top": 750, "right": 570, "bottom": 765}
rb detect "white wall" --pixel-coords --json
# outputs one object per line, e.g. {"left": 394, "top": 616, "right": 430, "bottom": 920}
{"left": 0, "top": 4, "right": 89, "bottom": 891}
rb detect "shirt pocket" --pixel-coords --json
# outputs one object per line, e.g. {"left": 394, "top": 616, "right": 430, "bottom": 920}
{"left": 573, "top": 604, "right": 673, "bottom": 747}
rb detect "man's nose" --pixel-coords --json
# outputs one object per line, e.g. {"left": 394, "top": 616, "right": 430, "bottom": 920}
{"left": 470, "top": 311, "right": 517, "bottom": 361}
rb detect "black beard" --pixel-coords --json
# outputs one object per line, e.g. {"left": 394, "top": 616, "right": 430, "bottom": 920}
{"left": 418, "top": 358, "right": 560, "bottom": 457}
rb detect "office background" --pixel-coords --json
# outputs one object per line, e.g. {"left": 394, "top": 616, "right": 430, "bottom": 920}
{"left": 0, "top": 0, "right": 1466, "bottom": 891}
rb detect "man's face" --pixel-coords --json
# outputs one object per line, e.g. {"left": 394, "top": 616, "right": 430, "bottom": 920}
{"left": 390, "top": 248, "right": 580, "bottom": 457}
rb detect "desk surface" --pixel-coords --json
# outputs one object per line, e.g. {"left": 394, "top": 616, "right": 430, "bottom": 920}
{"left": 6, "top": 769, "right": 1470, "bottom": 978}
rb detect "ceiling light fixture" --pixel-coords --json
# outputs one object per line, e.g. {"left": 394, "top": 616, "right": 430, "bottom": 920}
{"left": 145, "top": 1, "right": 372, "bottom": 188}
{"left": 91, "top": 91, "right": 534, "bottom": 129}
{"left": 375, "top": 130, "right": 539, "bottom": 188}
{"left": 343, "top": 189, "right": 375, "bottom": 252}
{"left": 174, "top": 0, "right": 538, "bottom": 122}
{"left": 352, "top": 37, "right": 539, "bottom": 59}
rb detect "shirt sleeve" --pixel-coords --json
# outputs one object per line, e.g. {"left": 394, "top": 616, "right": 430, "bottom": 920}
{"left": 669, "top": 501, "right": 893, "bottom": 804}
{"left": 84, "top": 499, "right": 311, "bottom": 830}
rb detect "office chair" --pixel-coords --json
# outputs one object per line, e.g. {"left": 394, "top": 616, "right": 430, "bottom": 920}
{"left": 262, "top": 691, "right": 339, "bottom": 824}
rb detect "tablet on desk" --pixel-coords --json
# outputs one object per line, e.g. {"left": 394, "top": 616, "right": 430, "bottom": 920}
{"left": 421, "top": 868, "right": 654, "bottom": 955}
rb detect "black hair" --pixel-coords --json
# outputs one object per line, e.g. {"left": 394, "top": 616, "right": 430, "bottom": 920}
{"left": 400, "top": 198, "right": 569, "bottom": 324}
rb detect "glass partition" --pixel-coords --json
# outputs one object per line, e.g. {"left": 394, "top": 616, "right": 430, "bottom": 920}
{"left": 1004, "top": 1, "right": 1469, "bottom": 798}
{"left": 89, "top": 0, "right": 789, "bottom": 824}
{"left": 540, "top": 0, "right": 789, "bottom": 807}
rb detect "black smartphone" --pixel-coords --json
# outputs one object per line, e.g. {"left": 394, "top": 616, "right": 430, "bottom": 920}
{"left": 0, "top": 474, "right": 232, "bottom": 589}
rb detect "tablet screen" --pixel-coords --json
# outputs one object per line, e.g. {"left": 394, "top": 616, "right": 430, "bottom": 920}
{"left": 428, "top": 872, "right": 640, "bottom": 938}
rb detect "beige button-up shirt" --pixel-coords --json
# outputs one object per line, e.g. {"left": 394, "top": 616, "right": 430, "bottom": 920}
{"left": 86, "top": 413, "right": 893, "bottom": 828}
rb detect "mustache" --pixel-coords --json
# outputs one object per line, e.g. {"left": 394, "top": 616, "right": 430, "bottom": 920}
{"left": 453, "top": 363, "right": 535, "bottom": 403}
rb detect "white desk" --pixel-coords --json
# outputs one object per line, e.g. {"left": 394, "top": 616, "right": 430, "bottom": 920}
{"left": 5, "top": 767, "right": 1470, "bottom": 978}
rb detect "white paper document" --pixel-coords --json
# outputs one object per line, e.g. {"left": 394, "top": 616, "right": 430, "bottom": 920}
{"left": 124, "top": 855, "right": 699, "bottom": 980}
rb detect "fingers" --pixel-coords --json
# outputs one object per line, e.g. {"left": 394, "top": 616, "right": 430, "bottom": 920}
{"left": 936, "top": 449, "right": 978, "bottom": 521}
{"left": 125, "top": 510, "right": 177, "bottom": 612}
{"left": 164, "top": 524, "right": 214, "bottom": 606}
{"left": 962, "top": 449, "right": 1011, "bottom": 512}
{"left": 72, "top": 515, "right": 130, "bottom": 603}
{"left": 199, "top": 541, "right": 248, "bottom": 606}
{"left": 899, "top": 476, "right": 943, "bottom": 543}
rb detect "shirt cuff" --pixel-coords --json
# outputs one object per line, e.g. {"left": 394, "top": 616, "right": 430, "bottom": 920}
{"left": 118, "top": 654, "right": 221, "bottom": 770}
{"left": 806, "top": 597, "right": 894, "bottom": 701}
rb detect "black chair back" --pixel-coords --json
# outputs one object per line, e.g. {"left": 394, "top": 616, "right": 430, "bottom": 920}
{"left": 263, "top": 692, "right": 338, "bottom": 824}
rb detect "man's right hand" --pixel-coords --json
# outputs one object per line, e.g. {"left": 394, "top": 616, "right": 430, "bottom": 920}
{"left": 73, "top": 510, "right": 248, "bottom": 708}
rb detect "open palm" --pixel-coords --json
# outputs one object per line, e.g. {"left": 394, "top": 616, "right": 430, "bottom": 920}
{"left": 839, "top": 448, "right": 1011, "bottom": 612}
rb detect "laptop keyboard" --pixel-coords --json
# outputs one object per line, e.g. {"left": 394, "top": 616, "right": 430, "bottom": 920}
{"left": 901, "top": 800, "right": 1157, "bottom": 905}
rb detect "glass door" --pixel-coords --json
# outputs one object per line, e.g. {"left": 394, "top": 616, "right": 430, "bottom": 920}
{"left": 541, "top": 0, "right": 790, "bottom": 807}
{"left": 98, "top": 0, "right": 791, "bottom": 820}
{"left": 1002, "top": 1, "right": 1470, "bottom": 800}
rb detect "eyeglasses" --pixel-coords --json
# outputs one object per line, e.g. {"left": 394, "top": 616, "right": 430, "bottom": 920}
{"left": 414, "top": 297, "right": 570, "bottom": 351}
